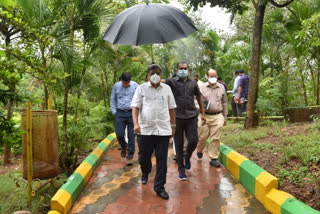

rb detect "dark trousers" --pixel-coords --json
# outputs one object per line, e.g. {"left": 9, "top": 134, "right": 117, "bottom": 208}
{"left": 137, "top": 135, "right": 170, "bottom": 192}
{"left": 231, "top": 96, "right": 238, "bottom": 117}
{"left": 114, "top": 110, "right": 135, "bottom": 157}
{"left": 174, "top": 117, "right": 198, "bottom": 171}
{"left": 236, "top": 101, "right": 247, "bottom": 117}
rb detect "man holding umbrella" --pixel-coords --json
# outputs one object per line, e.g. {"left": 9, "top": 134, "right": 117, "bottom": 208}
{"left": 165, "top": 62, "right": 206, "bottom": 181}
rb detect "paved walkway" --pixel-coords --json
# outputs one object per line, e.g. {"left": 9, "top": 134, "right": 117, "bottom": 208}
{"left": 70, "top": 145, "right": 269, "bottom": 214}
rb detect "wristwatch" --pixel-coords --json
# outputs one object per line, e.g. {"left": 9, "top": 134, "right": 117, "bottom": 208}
{"left": 171, "top": 124, "right": 176, "bottom": 127}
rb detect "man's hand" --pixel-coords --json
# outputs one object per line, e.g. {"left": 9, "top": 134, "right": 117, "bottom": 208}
{"left": 171, "top": 126, "right": 176, "bottom": 137}
{"left": 224, "top": 121, "right": 227, "bottom": 126}
{"left": 201, "top": 114, "right": 206, "bottom": 126}
{"left": 134, "top": 124, "right": 141, "bottom": 134}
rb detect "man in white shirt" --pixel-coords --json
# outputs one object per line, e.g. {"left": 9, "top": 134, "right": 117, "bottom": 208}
{"left": 131, "top": 64, "right": 176, "bottom": 200}
{"left": 227, "top": 70, "right": 241, "bottom": 117}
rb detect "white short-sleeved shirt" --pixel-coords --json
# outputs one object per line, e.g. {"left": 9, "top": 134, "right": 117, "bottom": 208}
{"left": 131, "top": 82, "right": 177, "bottom": 136}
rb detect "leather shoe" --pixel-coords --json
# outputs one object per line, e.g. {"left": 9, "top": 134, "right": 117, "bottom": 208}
{"left": 121, "top": 148, "right": 127, "bottom": 158}
{"left": 141, "top": 174, "right": 148, "bottom": 184}
{"left": 197, "top": 152, "right": 203, "bottom": 159}
{"left": 210, "top": 159, "right": 221, "bottom": 168}
{"left": 156, "top": 190, "right": 169, "bottom": 200}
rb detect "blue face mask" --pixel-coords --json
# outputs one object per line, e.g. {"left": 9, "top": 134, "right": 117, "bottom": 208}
{"left": 178, "top": 69, "right": 188, "bottom": 78}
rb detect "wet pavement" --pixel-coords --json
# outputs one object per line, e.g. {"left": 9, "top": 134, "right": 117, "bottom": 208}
{"left": 71, "top": 144, "right": 269, "bottom": 214}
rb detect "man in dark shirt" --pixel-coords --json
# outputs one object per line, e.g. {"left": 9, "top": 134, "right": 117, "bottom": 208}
{"left": 217, "top": 77, "right": 228, "bottom": 92}
{"left": 237, "top": 70, "right": 250, "bottom": 116}
{"left": 165, "top": 62, "right": 206, "bottom": 181}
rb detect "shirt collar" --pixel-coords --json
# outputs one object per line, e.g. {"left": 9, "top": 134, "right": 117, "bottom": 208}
{"left": 147, "top": 82, "right": 163, "bottom": 88}
{"left": 206, "top": 82, "right": 220, "bottom": 88}
{"left": 178, "top": 77, "right": 191, "bottom": 82}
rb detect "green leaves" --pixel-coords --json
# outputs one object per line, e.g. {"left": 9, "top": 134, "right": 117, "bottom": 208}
{"left": 0, "top": 0, "right": 16, "bottom": 8}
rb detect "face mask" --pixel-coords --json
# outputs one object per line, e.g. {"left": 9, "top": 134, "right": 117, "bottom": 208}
{"left": 208, "top": 77, "right": 217, "bottom": 84}
{"left": 178, "top": 69, "right": 188, "bottom": 78}
{"left": 150, "top": 73, "right": 161, "bottom": 84}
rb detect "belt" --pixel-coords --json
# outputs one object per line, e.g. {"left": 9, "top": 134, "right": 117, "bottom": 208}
{"left": 117, "top": 109, "right": 132, "bottom": 112}
{"left": 205, "top": 111, "right": 222, "bottom": 115}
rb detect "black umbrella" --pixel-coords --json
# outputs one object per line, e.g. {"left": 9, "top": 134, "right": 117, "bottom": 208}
{"left": 103, "top": 3, "right": 197, "bottom": 46}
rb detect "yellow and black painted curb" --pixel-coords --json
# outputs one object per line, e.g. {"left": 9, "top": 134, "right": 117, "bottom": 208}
{"left": 218, "top": 142, "right": 320, "bottom": 214}
{"left": 48, "top": 133, "right": 118, "bottom": 214}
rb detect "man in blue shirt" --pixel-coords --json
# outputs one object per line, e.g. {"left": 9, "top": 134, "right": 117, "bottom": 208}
{"left": 110, "top": 72, "right": 138, "bottom": 159}
{"left": 237, "top": 70, "right": 250, "bottom": 116}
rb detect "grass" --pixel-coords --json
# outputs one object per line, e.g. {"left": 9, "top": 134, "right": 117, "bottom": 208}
{"left": 0, "top": 170, "right": 67, "bottom": 213}
{"left": 221, "top": 120, "right": 320, "bottom": 187}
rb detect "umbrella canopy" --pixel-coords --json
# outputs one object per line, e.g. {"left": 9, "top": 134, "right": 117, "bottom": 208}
{"left": 103, "top": 3, "right": 197, "bottom": 46}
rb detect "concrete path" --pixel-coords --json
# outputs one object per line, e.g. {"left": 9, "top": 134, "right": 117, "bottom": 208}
{"left": 70, "top": 145, "right": 269, "bottom": 214}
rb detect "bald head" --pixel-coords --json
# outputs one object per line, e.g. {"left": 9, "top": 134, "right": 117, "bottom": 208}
{"left": 207, "top": 69, "right": 217, "bottom": 78}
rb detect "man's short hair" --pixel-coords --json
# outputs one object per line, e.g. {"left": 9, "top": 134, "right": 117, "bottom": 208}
{"left": 148, "top": 64, "right": 162, "bottom": 73}
{"left": 234, "top": 70, "right": 240, "bottom": 75}
{"left": 121, "top": 72, "right": 131, "bottom": 81}
{"left": 217, "top": 77, "right": 222, "bottom": 81}
{"left": 177, "top": 61, "right": 188, "bottom": 69}
{"left": 238, "top": 70, "right": 245, "bottom": 74}
{"left": 193, "top": 74, "right": 199, "bottom": 78}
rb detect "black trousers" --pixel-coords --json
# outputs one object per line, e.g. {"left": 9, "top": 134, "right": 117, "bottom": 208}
{"left": 137, "top": 135, "right": 170, "bottom": 192}
{"left": 231, "top": 96, "right": 238, "bottom": 117}
{"left": 174, "top": 117, "right": 198, "bottom": 171}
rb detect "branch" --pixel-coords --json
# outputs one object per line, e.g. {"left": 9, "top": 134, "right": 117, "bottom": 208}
{"left": 10, "top": 35, "right": 24, "bottom": 41}
{"left": 286, "top": 6, "right": 299, "bottom": 22}
{"left": 251, "top": 0, "right": 258, "bottom": 9}
{"left": 269, "top": 0, "right": 295, "bottom": 8}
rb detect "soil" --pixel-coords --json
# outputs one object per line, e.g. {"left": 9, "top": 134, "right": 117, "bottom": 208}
{"left": 0, "top": 154, "right": 22, "bottom": 175}
{"left": 240, "top": 123, "right": 320, "bottom": 210}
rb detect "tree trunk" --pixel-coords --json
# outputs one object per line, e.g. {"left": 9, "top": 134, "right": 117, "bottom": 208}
{"left": 113, "top": 62, "right": 118, "bottom": 84}
{"left": 44, "top": 86, "right": 48, "bottom": 110}
{"left": 296, "top": 55, "right": 308, "bottom": 106}
{"left": 62, "top": 77, "right": 70, "bottom": 167}
{"left": 317, "top": 47, "right": 320, "bottom": 105}
{"left": 299, "top": 68, "right": 308, "bottom": 106}
{"left": 3, "top": 33, "right": 13, "bottom": 164}
{"left": 62, "top": 5, "right": 74, "bottom": 169}
{"left": 308, "top": 60, "right": 316, "bottom": 100}
{"left": 4, "top": 100, "right": 14, "bottom": 164}
{"left": 245, "top": 4, "right": 266, "bottom": 129}
{"left": 74, "top": 65, "right": 86, "bottom": 123}
{"left": 101, "top": 72, "right": 107, "bottom": 107}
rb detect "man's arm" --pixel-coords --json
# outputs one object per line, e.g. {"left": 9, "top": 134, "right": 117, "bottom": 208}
{"left": 238, "top": 86, "right": 243, "bottom": 98}
{"left": 222, "top": 91, "right": 228, "bottom": 125}
{"left": 196, "top": 95, "right": 206, "bottom": 124}
{"left": 169, "top": 109, "right": 176, "bottom": 137}
{"left": 132, "top": 107, "right": 141, "bottom": 134}
{"left": 110, "top": 85, "right": 117, "bottom": 115}
{"left": 228, "top": 77, "right": 240, "bottom": 94}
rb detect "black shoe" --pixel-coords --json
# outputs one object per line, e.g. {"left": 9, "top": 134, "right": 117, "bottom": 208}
{"left": 210, "top": 159, "right": 221, "bottom": 168}
{"left": 184, "top": 156, "right": 191, "bottom": 170}
{"left": 121, "top": 148, "right": 127, "bottom": 158}
{"left": 197, "top": 152, "right": 203, "bottom": 159}
{"left": 156, "top": 190, "right": 169, "bottom": 200}
{"left": 141, "top": 174, "right": 148, "bottom": 184}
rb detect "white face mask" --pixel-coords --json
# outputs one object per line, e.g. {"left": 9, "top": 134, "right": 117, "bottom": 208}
{"left": 208, "top": 77, "right": 217, "bottom": 84}
{"left": 150, "top": 73, "right": 161, "bottom": 84}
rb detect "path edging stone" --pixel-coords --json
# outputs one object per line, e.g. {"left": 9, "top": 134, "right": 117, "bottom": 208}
{"left": 219, "top": 143, "right": 320, "bottom": 214}
{"left": 48, "top": 133, "right": 118, "bottom": 214}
